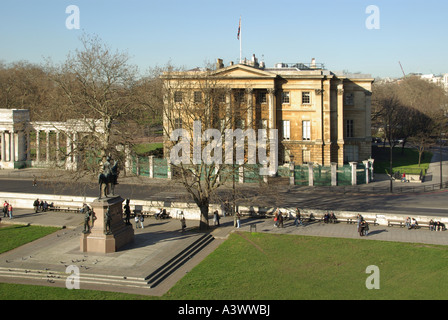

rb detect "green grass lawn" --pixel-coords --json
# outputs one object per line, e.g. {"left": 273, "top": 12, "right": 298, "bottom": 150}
{"left": 133, "top": 143, "right": 163, "bottom": 156}
{"left": 164, "top": 232, "right": 448, "bottom": 300}
{"left": 1, "top": 227, "right": 447, "bottom": 300}
{"left": 0, "top": 225, "right": 60, "bottom": 254}
{"left": 372, "top": 146, "right": 432, "bottom": 175}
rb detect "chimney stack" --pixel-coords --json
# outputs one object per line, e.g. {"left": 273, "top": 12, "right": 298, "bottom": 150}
{"left": 216, "top": 58, "right": 224, "bottom": 69}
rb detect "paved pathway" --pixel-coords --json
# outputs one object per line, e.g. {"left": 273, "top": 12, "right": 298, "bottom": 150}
{"left": 0, "top": 209, "right": 446, "bottom": 297}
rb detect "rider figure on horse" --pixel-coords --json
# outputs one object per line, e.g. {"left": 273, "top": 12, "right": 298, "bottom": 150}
{"left": 98, "top": 154, "right": 119, "bottom": 199}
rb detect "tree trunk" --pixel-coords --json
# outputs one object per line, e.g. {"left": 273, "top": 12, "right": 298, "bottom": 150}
{"left": 199, "top": 202, "right": 209, "bottom": 231}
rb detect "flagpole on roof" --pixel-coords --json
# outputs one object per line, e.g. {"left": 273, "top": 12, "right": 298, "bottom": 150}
{"left": 238, "top": 16, "right": 242, "bottom": 64}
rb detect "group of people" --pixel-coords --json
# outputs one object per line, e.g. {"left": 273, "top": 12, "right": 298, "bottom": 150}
{"left": 33, "top": 199, "right": 53, "bottom": 213}
{"left": 2, "top": 200, "right": 13, "bottom": 219}
{"left": 405, "top": 217, "right": 419, "bottom": 229}
{"left": 323, "top": 212, "right": 337, "bottom": 224}
{"left": 275, "top": 208, "right": 338, "bottom": 228}
{"left": 429, "top": 219, "right": 446, "bottom": 231}
{"left": 357, "top": 214, "right": 370, "bottom": 236}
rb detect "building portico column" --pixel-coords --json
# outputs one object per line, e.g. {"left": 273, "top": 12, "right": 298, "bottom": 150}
{"left": 66, "top": 131, "right": 73, "bottom": 170}
{"left": 26, "top": 130, "right": 30, "bottom": 161}
{"left": 36, "top": 130, "right": 41, "bottom": 163}
{"left": 46, "top": 130, "right": 50, "bottom": 163}
{"left": 10, "top": 131, "right": 15, "bottom": 163}
{"left": 1, "top": 131, "right": 5, "bottom": 161}
{"left": 4, "top": 131, "right": 10, "bottom": 162}
{"left": 56, "top": 132, "right": 60, "bottom": 163}
{"left": 246, "top": 88, "right": 253, "bottom": 129}
{"left": 337, "top": 84, "right": 344, "bottom": 166}
{"left": 225, "top": 88, "right": 232, "bottom": 127}
{"left": 267, "top": 88, "right": 276, "bottom": 131}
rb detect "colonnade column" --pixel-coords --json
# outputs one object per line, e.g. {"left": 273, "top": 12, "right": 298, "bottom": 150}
{"left": 267, "top": 88, "right": 276, "bottom": 132}
{"left": 337, "top": 84, "right": 344, "bottom": 166}
{"left": 1, "top": 132, "right": 5, "bottom": 161}
{"left": 36, "top": 130, "right": 41, "bottom": 163}
{"left": 46, "top": 130, "right": 50, "bottom": 163}
{"left": 246, "top": 88, "right": 253, "bottom": 129}
{"left": 10, "top": 131, "right": 15, "bottom": 162}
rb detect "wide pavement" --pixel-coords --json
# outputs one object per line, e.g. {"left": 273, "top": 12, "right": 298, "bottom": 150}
{"left": 0, "top": 206, "right": 447, "bottom": 297}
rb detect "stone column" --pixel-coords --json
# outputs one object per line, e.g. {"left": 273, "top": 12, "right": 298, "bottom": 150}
{"left": 268, "top": 88, "right": 276, "bottom": 131}
{"left": 308, "top": 162, "right": 314, "bottom": 186}
{"left": 26, "top": 130, "right": 30, "bottom": 161}
{"left": 289, "top": 161, "right": 295, "bottom": 185}
{"left": 362, "top": 160, "right": 370, "bottom": 184}
{"left": 72, "top": 132, "right": 78, "bottom": 171}
{"left": 36, "top": 130, "right": 41, "bottom": 163}
{"left": 46, "top": 130, "right": 50, "bottom": 163}
{"left": 246, "top": 88, "right": 253, "bottom": 129}
{"left": 337, "top": 85, "right": 344, "bottom": 166}
{"left": 10, "top": 131, "right": 15, "bottom": 163}
{"left": 239, "top": 165, "right": 244, "bottom": 183}
{"left": 1, "top": 131, "right": 5, "bottom": 161}
{"left": 124, "top": 145, "right": 131, "bottom": 175}
{"left": 56, "top": 132, "right": 60, "bottom": 163}
{"left": 331, "top": 162, "right": 337, "bottom": 186}
{"left": 149, "top": 155, "right": 154, "bottom": 178}
{"left": 349, "top": 162, "right": 357, "bottom": 186}
{"left": 65, "top": 132, "right": 73, "bottom": 170}
{"left": 135, "top": 157, "right": 140, "bottom": 176}
{"left": 167, "top": 158, "right": 172, "bottom": 179}
{"left": 368, "top": 158, "right": 375, "bottom": 181}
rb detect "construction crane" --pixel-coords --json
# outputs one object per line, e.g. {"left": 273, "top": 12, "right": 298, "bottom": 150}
{"left": 398, "top": 61, "right": 406, "bottom": 77}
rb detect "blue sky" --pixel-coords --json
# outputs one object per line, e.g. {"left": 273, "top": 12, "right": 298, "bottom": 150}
{"left": 1, "top": 0, "right": 447, "bottom": 78}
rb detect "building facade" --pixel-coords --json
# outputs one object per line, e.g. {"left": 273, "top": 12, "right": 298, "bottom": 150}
{"left": 163, "top": 58, "right": 374, "bottom": 167}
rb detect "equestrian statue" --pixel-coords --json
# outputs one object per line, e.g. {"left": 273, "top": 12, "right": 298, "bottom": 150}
{"left": 98, "top": 155, "right": 119, "bottom": 199}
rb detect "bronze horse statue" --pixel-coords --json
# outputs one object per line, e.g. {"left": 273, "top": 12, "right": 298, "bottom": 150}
{"left": 98, "top": 157, "right": 119, "bottom": 199}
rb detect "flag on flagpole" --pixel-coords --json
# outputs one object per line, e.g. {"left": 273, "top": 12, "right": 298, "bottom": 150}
{"left": 237, "top": 17, "right": 241, "bottom": 40}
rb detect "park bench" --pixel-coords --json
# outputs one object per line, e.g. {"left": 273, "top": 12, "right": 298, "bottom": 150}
{"left": 363, "top": 217, "right": 377, "bottom": 226}
{"left": 337, "top": 216, "right": 356, "bottom": 224}
{"left": 133, "top": 209, "right": 171, "bottom": 220}
{"left": 387, "top": 219, "right": 406, "bottom": 227}
{"left": 49, "top": 205, "right": 80, "bottom": 213}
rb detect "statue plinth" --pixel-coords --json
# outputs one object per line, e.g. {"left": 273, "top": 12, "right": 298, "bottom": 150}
{"left": 80, "top": 196, "right": 134, "bottom": 253}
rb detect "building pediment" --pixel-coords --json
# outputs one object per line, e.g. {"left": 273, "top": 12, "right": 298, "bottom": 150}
{"left": 212, "top": 64, "right": 277, "bottom": 79}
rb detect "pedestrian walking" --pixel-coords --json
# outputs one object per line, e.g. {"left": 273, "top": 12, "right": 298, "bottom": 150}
{"left": 236, "top": 211, "right": 241, "bottom": 228}
{"left": 139, "top": 214, "right": 145, "bottom": 229}
{"left": 3, "top": 201, "right": 8, "bottom": 217}
{"left": 278, "top": 210, "right": 284, "bottom": 228}
{"left": 8, "top": 203, "right": 13, "bottom": 219}
{"left": 33, "top": 199, "right": 40, "bottom": 213}
{"left": 135, "top": 214, "right": 140, "bottom": 229}
{"left": 32, "top": 175, "right": 37, "bottom": 187}
{"left": 213, "top": 210, "right": 220, "bottom": 226}
{"left": 180, "top": 215, "right": 187, "bottom": 232}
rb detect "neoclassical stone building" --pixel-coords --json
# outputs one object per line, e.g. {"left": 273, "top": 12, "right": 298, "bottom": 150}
{"left": 0, "top": 109, "right": 102, "bottom": 170}
{"left": 162, "top": 57, "right": 374, "bottom": 166}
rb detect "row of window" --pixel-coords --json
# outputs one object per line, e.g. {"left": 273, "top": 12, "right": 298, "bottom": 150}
{"left": 297, "top": 144, "right": 359, "bottom": 163}
{"left": 173, "top": 118, "right": 355, "bottom": 140}
{"left": 174, "top": 91, "right": 356, "bottom": 106}
{"left": 280, "top": 91, "right": 311, "bottom": 105}
{"left": 281, "top": 119, "right": 355, "bottom": 140}
{"left": 173, "top": 90, "right": 312, "bottom": 105}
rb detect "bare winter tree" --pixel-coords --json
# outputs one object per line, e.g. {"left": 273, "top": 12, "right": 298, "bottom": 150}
{"left": 46, "top": 34, "right": 141, "bottom": 178}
